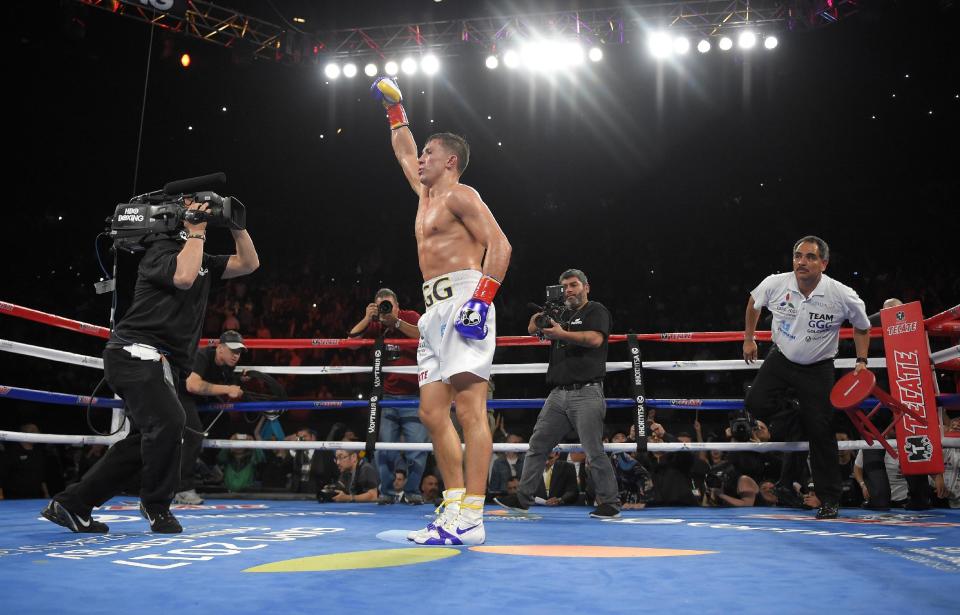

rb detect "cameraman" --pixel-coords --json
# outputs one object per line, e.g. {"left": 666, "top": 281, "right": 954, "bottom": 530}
{"left": 496, "top": 269, "right": 620, "bottom": 518}
{"left": 43, "top": 200, "right": 259, "bottom": 533}
{"left": 174, "top": 330, "right": 247, "bottom": 505}
{"left": 348, "top": 288, "right": 426, "bottom": 504}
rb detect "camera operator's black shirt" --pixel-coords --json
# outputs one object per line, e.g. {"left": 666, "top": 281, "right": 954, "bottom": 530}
{"left": 185, "top": 347, "right": 239, "bottom": 400}
{"left": 110, "top": 237, "right": 229, "bottom": 371}
{"left": 546, "top": 301, "right": 611, "bottom": 386}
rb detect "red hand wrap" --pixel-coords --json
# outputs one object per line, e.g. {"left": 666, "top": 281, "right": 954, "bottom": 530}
{"left": 472, "top": 275, "right": 501, "bottom": 304}
{"left": 386, "top": 103, "right": 408, "bottom": 130}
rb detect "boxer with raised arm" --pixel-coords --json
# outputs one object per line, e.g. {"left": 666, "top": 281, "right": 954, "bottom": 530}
{"left": 372, "top": 77, "right": 511, "bottom": 545}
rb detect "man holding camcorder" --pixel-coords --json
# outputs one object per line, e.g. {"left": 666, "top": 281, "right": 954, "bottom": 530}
{"left": 496, "top": 269, "right": 621, "bottom": 519}
{"left": 43, "top": 195, "right": 259, "bottom": 534}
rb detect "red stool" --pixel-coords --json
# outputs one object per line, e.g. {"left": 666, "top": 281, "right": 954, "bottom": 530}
{"left": 830, "top": 369, "right": 928, "bottom": 459}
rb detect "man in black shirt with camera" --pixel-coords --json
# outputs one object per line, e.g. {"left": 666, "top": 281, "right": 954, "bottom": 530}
{"left": 43, "top": 200, "right": 259, "bottom": 534}
{"left": 496, "top": 269, "right": 620, "bottom": 518}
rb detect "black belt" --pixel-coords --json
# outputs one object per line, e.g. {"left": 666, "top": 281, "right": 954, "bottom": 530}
{"left": 555, "top": 380, "right": 603, "bottom": 391}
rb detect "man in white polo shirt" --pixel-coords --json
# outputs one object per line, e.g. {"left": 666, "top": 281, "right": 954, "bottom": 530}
{"left": 743, "top": 235, "right": 871, "bottom": 519}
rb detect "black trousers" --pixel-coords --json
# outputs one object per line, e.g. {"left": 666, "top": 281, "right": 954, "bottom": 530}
{"left": 57, "top": 347, "right": 186, "bottom": 513}
{"left": 176, "top": 389, "right": 204, "bottom": 492}
{"left": 745, "top": 347, "right": 841, "bottom": 504}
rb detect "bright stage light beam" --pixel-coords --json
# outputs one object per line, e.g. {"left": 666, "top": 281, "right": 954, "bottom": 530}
{"left": 697, "top": 39, "right": 711, "bottom": 53}
{"left": 384, "top": 61, "right": 399, "bottom": 75}
{"left": 364, "top": 63, "right": 378, "bottom": 77}
{"left": 673, "top": 37, "right": 690, "bottom": 55}
{"left": 718, "top": 36, "right": 733, "bottom": 51}
{"left": 324, "top": 63, "right": 340, "bottom": 79}
{"left": 588, "top": 47, "right": 603, "bottom": 62}
{"left": 485, "top": 55, "right": 499, "bottom": 69}
{"left": 648, "top": 32, "right": 673, "bottom": 59}
{"left": 738, "top": 31, "right": 757, "bottom": 50}
{"left": 421, "top": 55, "right": 440, "bottom": 75}
{"left": 764, "top": 36, "right": 779, "bottom": 50}
{"left": 401, "top": 57, "right": 418, "bottom": 74}
{"left": 503, "top": 50, "right": 521, "bottom": 69}
{"left": 343, "top": 63, "right": 357, "bottom": 78}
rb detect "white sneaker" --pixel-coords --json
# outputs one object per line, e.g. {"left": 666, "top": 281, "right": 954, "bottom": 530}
{"left": 414, "top": 517, "right": 485, "bottom": 546}
{"left": 173, "top": 489, "right": 204, "bottom": 505}
{"left": 407, "top": 496, "right": 459, "bottom": 541}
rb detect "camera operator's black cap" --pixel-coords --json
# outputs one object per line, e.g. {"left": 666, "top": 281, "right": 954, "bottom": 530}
{"left": 219, "top": 330, "right": 246, "bottom": 351}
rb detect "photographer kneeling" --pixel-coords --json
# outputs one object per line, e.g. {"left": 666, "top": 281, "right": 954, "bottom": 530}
{"left": 317, "top": 450, "right": 378, "bottom": 504}
{"left": 495, "top": 269, "right": 620, "bottom": 518}
{"left": 705, "top": 461, "right": 760, "bottom": 507}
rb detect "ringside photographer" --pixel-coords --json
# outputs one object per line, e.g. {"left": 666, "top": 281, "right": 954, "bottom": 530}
{"left": 316, "top": 449, "right": 378, "bottom": 504}
{"left": 348, "top": 288, "right": 426, "bottom": 504}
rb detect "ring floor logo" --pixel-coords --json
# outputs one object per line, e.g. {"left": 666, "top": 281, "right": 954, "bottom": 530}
{"left": 39, "top": 526, "right": 344, "bottom": 570}
{"left": 604, "top": 514, "right": 942, "bottom": 542}
{"left": 874, "top": 545, "right": 960, "bottom": 573}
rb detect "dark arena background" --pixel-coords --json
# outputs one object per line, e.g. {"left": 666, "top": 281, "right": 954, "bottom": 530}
{"left": 2, "top": 1, "right": 959, "bottom": 613}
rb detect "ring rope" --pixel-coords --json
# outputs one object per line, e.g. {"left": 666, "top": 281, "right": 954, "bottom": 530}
{"left": 0, "top": 429, "right": 957, "bottom": 453}
{"left": 13, "top": 300, "right": 960, "bottom": 348}
{"left": 6, "top": 338, "right": 959, "bottom": 374}
{"left": 4, "top": 384, "right": 959, "bottom": 413}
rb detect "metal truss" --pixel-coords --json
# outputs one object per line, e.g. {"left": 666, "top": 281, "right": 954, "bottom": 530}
{"left": 78, "top": 0, "right": 287, "bottom": 60}
{"left": 75, "top": 0, "right": 860, "bottom": 63}
{"left": 315, "top": 2, "right": 797, "bottom": 60}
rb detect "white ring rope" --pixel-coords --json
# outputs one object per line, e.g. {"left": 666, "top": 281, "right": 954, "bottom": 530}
{"left": 931, "top": 344, "right": 960, "bottom": 365}
{"left": 1, "top": 429, "right": 958, "bottom": 453}
{"left": 0, "top": 339, "right": 104, "bottom": 370}
{"left": 9, "top": 338, "right": 943, "bottom": 374}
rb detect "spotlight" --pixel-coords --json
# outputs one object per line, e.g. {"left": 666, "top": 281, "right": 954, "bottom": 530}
{"left": 343, "top": 63, "right": 357, "bottom": 78}
{"left": 561, "top": 42, "right": 585, "bottom": 67}
{"left": 697, "top": 39, "right": 711, "bottom": 53}
{"left": 648, "top": 32, "right": 672, "bottom": 59}
{"left": 364, "top": 63, "right": 378, "bottom": 77}
{"left": 520, "top": 43, "right": 545, "bottom": 70}
{"left": 738, "top": 31, "right": 757, "bottom": 49}
{"left": 718, "top": 36, "right": 733, "bottom": 51}
{"left": 764, "top": 35, "right": 778, "bottom": 50}
{"left": 503, "top": 50, "right": 520, "bottom": 69}
{"left": 384, "top": 60, "right": 399, "bottom": 75}
{"left": 401, "top": 57, "right": 418, "bottom": 74}
{"left": 485, "top": 55, "right": 499, "bottom": 69}
{"left": 673, "top": 37, "right": 690, "bottom": 55}
{"left": 588, "top": 47, "right": 603, "bottom": 62}
{"left": 421, "top": 54, "right": 440, "bottom": 75}
{"left": 324, "top": 63, "right": 341, "bottom": 79}
{"left": 180, "top": 53, "right": 191, "bottom": 68}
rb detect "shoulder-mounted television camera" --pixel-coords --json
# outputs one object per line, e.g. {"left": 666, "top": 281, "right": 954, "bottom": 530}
{"left": 108, "top": 172, "right": 246, "bottom": 253}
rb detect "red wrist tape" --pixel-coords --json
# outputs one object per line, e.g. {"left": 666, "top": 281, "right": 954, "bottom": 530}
{"left": 472, "top": 275, "right": 501, "bottom": 304}
{"left": 386, "top": 103, "right": 408, "bottom": 130}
